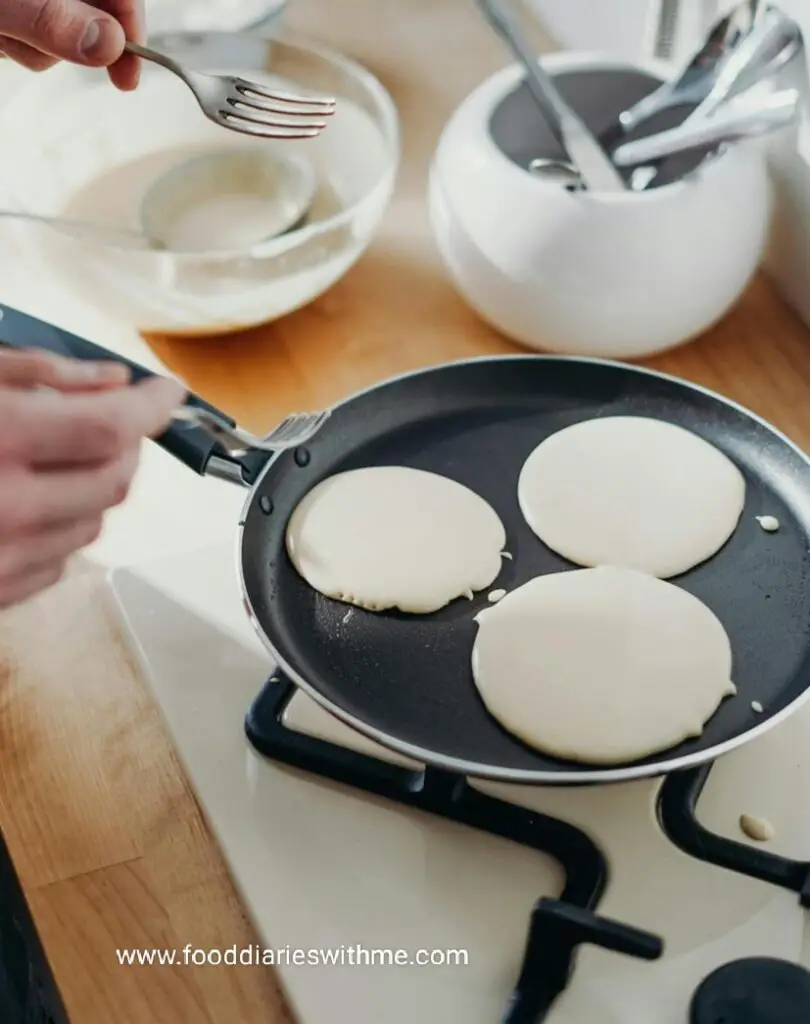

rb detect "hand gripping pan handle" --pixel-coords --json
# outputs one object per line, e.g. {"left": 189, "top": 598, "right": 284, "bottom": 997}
{"left": 0, "top": 303, "right": 240, "bottom": 477}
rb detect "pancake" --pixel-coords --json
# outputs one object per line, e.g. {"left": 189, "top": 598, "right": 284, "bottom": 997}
{"left": 286, "top": 466, "right": 506, "bottom": 613}
{"left": 471, "top": 566, "right": 736, "bottom": 765}
{"left": 517, "top": 416, "right": 746, "bottom": 578}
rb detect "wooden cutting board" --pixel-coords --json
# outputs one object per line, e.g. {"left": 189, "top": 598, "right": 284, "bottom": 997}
{"left": 1, "top": 1, "right": 810, "bottom": 1022}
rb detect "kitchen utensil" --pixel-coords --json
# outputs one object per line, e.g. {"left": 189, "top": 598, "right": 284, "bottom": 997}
{"left": 0, "top": 147, "right": 318, "bottom": 253}
{"left": 612, "top": 86, "right": 799, "bottom": 166}
{"left": 0, "top": 32, "right": 399, "bottom": 335}
{"left": 429, "top": 53, "right": 770, "bottom": 358}
{"left": 605, "top": 1, "right": 767, "bottom": 141}
{"left": 139, "top": 148, "right": 317, "bottom": 252}
{"left": 475, "top": 0, "right": 627, "bottom": 192}
{"left": 124, "top": 40, "right": 336, "bottom": 139}
{"left": 172, "top": 405, "right": 330, "bottom": 452}
{"left": 528, "top": 157, "right": 584, "bottom": 188}
{"left": 7, "top": 305, "right": 810, "bottom": 786}
{"left": 0, "top": 211, "right": 157, "bottom": 248}
{"left": 687, "top": 5, "right": 801, "bottom": 122}
{"left": 624, "top": 8, "right": 802, "bottom": 189}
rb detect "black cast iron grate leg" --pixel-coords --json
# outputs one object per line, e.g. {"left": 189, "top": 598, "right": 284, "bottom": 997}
{"left": 246, "top": 675, "right": 663, "bottom": 1022}
{"left": 658, "top": 764, "right": 810, "bottom": 907}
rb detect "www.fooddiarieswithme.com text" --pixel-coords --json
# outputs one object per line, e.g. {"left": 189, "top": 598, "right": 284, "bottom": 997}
{"left": 116, "top": 944, "right": 469, "bottom": 967}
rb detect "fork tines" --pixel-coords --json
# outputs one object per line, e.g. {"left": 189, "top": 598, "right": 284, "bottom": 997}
{"left": 267, "top": 410, "right": 331, "bottom": 447}
{"left": 223, "top": 78, "right": 337, "bottom": 139}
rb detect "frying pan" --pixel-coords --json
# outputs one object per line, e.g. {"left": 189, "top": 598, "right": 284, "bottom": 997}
{"left": 6, "top": 303, "right": 810, "bottom": 785}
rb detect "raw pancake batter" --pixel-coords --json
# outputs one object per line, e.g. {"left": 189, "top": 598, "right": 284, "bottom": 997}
{"left": 286, "top": 466, "right": 506, "bottom": 613}
{"left": 739, "top": 814, "right": 775, "bottom": 842}
{"left": 160, "top": 194, "right": 294, "bottom": 252}
{"left": 471, "top": 566, "right": 736, "bottom": 765}
{"left": 517, "top": 416, "right": 746, "bottom": 578}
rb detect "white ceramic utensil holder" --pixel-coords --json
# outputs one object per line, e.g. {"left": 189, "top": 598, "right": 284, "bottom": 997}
{"left": 428, "top": 51, "right": 772, "bottom": 359}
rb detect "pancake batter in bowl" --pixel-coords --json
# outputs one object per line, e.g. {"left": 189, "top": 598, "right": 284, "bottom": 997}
{"left": 158, "top": 193, "right": 289, "bottom": 251}
{"left": 59, "top": 143, "right": 344, "bottom": 251}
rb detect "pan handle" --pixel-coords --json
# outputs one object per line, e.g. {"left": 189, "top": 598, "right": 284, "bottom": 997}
{"left": 0, "top": 303, "right": 248, "bottom": 480}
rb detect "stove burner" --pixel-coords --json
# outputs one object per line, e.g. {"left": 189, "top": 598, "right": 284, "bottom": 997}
{"left": 690, "top": 958, "right": 810, "bottom": 1024}
{"left": 245, "top": 675, "right": 663, "bottom": 1023}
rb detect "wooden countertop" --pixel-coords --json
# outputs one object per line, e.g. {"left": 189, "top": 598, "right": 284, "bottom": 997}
{"left": 3, "top": 2, "right": 810, "bottom": 1022}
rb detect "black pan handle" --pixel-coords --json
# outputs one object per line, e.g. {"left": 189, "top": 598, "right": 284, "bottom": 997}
{"left": 0, "top": 302, "right": 238, "bottom": 477}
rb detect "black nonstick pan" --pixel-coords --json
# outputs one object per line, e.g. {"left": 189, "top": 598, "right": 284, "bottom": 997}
{"left": 6, "top": 304, "right": 810, "bottom": 785}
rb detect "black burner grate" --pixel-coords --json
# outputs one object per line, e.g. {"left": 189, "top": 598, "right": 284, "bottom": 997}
{"left": 658, "top": 766, "right": 810, "bottom": 907}
{"left": 247, "top": 676, "right": 810, "bottom": 1022}
{"left": 246, "top": 675, "right": 663, "bottom": 1023}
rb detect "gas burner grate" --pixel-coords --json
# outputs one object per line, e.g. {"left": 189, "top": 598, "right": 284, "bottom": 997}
{"left": 658, "top": 766, "right": 810, "bottom": 907}
{"left": 249, "top": 678, "right": 810, "bottom": 1020}
{"left": 246, "top": 675, "right": 663, "bottom": 1024}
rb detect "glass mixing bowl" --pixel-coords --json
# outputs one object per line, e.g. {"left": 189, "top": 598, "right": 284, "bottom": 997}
{"left": 145, "top": 0, "right": 288, "bottom": 35}
{"left": 0, "top": 31, "right": 399, "bottom": 335}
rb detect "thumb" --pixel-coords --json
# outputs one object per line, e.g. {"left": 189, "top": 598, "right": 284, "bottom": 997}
{"left": 1, "top": 0, "right": 126, "bottom": 66}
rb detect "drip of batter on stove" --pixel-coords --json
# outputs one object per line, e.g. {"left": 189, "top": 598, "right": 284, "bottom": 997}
{"left": 488, "top": 589, "right": 507, "bottom": 603}
{"left": 739, "top": 813, "right": 775, "bottom": 842}
{"left": 756, "top": 515, "right": 780, "bottom": 532}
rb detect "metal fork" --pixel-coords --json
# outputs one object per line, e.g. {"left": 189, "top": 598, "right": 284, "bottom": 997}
{"left": 173, "top": 404, "right": 331, "bottom": 452}
{"left": 125, "top": 41, "right": 336, "bottom": 140}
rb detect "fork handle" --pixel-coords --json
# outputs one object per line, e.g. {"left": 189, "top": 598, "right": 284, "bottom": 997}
{"left": 123, "top": 40, "right": 182, "bottom": 76}
{"left": 0, "top": 303, "right": 249, "bottom": 479}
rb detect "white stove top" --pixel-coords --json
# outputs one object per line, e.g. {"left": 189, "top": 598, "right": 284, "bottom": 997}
{"left": 108, "top": 541, "right": 810, "bottom": 1024}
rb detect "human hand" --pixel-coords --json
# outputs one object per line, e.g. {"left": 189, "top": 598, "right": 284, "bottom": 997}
{"left": 0, "top": 0, "right": 144, "bottom": 90}
{"left": 0, "top": 347, "right": 185, "bottom": 609}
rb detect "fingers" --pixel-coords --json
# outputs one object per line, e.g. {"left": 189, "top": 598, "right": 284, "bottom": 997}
{"left": 0, "top": 348, "right": 130, "bottom": 391}
{"left": 6, "top": 375, "right": 186, "bottom": 468}
{"left": 36, "top": 446, "right": 139, "bottom": 524}
{"left": 0, "top": 447, "right": 139, "bottom": 534}
{"left": 30, "top": 515, "right": 103, "bottom": 566}
{"left": 0, "top": 0, "right": 145, "bottom": 90}
{"left": 0, "top": 560, "right": 66, "bottom": 609}
{"left": 0, "top": 515, "right": 101, "bottom": 577}
{"left": 0, "top": 0, "right": 126, "bottom": 68}
{"left": 101, "top": 0, "right": 144, "bottom": 91}
{"left": 0, "top": 35, "right": 58, "bottom": 70}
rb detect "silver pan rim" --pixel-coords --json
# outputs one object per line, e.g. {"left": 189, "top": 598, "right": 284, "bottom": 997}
{"left": 235, "top": 353, "right": 810, "bottom": 785}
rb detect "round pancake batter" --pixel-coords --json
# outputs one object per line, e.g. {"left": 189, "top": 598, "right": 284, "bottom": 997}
{"left": 286, "top": 466, "right": 506, "bottom": 613}
{"left": 517, "top": 416, "right": 746, "bottom": 578}
{"left": 471, "top": 566, "right": 736, "bottom": 765}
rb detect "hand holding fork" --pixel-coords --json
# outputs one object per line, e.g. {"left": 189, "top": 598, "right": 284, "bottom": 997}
{"left": 0, "top": 0, "right": 336, "bottom": 140}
